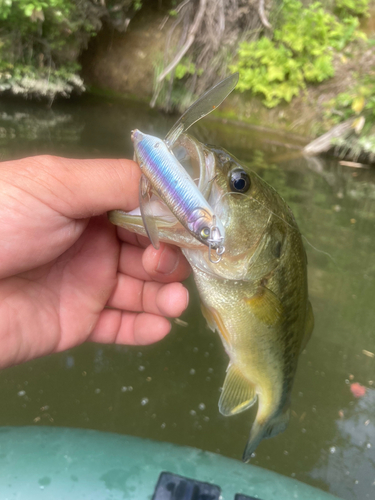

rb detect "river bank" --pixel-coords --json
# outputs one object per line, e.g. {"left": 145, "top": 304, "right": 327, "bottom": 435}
{"left": 80, "top": 2, "right": 375, "bottom": 163}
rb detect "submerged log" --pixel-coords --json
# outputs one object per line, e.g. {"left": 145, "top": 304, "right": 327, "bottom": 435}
{"left": 304, "top": 118, "right": 375, "bottom": 165}
{"left": 303, "top": 119, "right": 356, "bottom": 155}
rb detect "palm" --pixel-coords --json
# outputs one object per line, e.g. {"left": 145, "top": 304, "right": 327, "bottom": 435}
{"left": 0, "top": 216, "right": 118, "bottom": 366}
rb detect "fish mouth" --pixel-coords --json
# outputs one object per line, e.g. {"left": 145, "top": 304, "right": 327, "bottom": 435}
{"left": 172, "top": 134, "right": 216, "bottom": 200}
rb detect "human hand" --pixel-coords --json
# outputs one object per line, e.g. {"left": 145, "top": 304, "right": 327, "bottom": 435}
{"left": 0, "top": 156, "right": 191, "bottom": 369}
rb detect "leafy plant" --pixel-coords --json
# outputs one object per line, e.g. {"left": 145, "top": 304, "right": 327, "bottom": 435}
{"left": 325, "top": 76, "right": 375, "bottom": 125}
{"left": 175, "top": 60, "right": 197, "bottom": 80}
{"left": 0, "top": 0, "right": 139, "bottom": 99}
{"left": 335, "top": 0, "right": 369, "bottom": 17}
{"left": 233, "top": 0, "right": 366, "bottom": 107}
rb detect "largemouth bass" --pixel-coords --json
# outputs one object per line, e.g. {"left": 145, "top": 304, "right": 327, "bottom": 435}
{"left": 109, "top": 78, "right": 314, "bottom": 461}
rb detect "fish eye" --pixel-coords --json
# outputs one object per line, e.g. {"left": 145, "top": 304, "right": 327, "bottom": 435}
{"left": 229, "top": 169, "right": 251, "bottom": 193}
{"left": 200, "top": 227, "right": 210, "bottom": 239}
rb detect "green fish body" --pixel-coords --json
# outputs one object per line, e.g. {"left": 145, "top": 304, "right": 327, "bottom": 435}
{"left": 109, "top": 136, "right": 314, "bottom": 461}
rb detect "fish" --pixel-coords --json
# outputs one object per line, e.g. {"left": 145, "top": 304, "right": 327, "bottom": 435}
{"left": 108, "top": 76, "right": 314, "bottom": 461}
{"left": 131, "top": 73, "right": 239, "bottom": 262}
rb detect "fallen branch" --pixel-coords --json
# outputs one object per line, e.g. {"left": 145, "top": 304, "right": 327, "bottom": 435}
{"left": 304, "top": 118, "right": 356, "bottom": 155}
{"left": 258, "top": 0, "right": 272, "bottom": 30}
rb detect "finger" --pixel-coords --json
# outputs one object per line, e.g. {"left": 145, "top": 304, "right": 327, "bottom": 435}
{"left": 116, "top": 228, "right": 150, "bottom": 248}
{"left": 107, "top": 275, "right": 189, "bottom": 318}
{"left": 142, "top": 243, "right": 191, "bottom": 283}
{"left": 89, "top": 309, "right": 172, "bottom": 345}
{"left": 118, "top": 244, "right": 152, "bottom": 281}
{"left": 4, "top": 156, "right": 141, "bottom": 218}
{"left": 118, "top": 242, "right": 191, "bottom": 283}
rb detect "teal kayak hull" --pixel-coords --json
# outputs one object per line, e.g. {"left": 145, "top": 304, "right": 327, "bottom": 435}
{"left": 0, "top": 426, "right": 340, "bottom": 499}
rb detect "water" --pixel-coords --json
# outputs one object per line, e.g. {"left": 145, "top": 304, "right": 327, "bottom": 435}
{"left": 1, "top": 94, "right": 375, "bottom": 500}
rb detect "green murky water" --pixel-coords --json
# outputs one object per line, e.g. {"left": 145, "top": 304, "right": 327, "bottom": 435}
{"left": 0, "top": 94, "right": 374, "bottom": 500}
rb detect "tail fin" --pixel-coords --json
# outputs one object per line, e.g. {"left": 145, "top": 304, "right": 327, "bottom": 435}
{"left": 242, "top": 408, "right": 290, "bottom": 463}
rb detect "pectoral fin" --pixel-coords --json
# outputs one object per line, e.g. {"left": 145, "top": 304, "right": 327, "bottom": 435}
{"left": 244, "top": 286, "right": 283, "bottom": 326}
{"left": 219, "top": 364, "right": 257, "bottom": 417}
{"left": 200, "top": 303, "right": 231, "bottom": 347}
{"left": 200, "top": 303, "right": 216, "bottom": 332}
{"left": 139, "top": 174, "right": 160, "bottom": 249}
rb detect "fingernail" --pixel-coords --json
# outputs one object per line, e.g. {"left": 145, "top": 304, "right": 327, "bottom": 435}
{"left": 156, "top": 246, "right": 179, "bottom": 275}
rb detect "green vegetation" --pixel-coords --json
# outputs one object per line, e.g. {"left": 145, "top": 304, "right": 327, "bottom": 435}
{"left": 0, "top": 0, "right": 136, "bottom": 100}
{"left": 322, "top": 74, "right": 375, "bottom": 162}
{"left": 233, "top": 0, "right": 368, "bottom": 107}
{"left": 325, "top": 75, "right": 375, "bottom": 125}
{"left": 335, "top": 0, "right": 370, "bottom": 17}
{"left": 174, "top": 60, "right": 197, "bottom": 80}
{"left": 0, "top": 0, "right": 92, "bottom": 99}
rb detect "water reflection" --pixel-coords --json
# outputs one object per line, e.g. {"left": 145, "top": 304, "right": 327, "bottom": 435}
{"left": 0, "top": 94, "right": 374, "bottom": 500}
{"left": 310, "top": 389, "right": 375, "bottom": 499}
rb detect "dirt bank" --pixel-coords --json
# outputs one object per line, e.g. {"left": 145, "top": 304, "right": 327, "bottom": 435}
{"left": 81, "top": 5, "right": 169, "bottom": 100}
{"left": 81, "top": 4, "right": 375, "bottom": 143}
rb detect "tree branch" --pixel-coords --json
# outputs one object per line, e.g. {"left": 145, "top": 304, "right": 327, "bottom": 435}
{"left": 258, "top": 0, "right": 272, "bottom": 30}
{"left": 156, "top": 0, "right": 207, "bottom": 84}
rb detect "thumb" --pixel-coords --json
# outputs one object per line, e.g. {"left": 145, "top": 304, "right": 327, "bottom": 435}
{"left": 2, "top": 155, "right": 141, "bottom": 219}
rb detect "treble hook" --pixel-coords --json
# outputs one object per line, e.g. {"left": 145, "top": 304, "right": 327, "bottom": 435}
{"left": 208, "top": 243, "right": 226, "bottom": 264}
